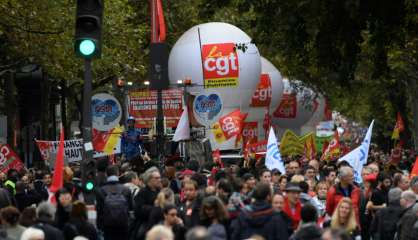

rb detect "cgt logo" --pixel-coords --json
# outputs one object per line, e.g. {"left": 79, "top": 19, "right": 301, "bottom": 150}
{"left": 251, "top": 74, "right": 272, "bottom": 107}
{"left": 202, "top": 43, "right": 239, "bottom": 88}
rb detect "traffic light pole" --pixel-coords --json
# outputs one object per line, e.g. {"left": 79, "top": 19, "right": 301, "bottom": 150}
{"left": 82, "top": 58, "right": 95, "bottom": 204}
{"left": 156, "top": 89, "right": 164, "bottom": 166}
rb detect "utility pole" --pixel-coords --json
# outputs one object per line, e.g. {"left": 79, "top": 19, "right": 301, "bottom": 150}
{"left": 149, "top": 0, "right": 169, "bottom": 165}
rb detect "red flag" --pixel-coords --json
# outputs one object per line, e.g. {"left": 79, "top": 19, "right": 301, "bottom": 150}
{"left": 212, "top": 149, "right": 223, "bottom": 168}
{"left": 410, "top": 157, "right": 418, "bottom": 178}
{"left": 320, "top": 130, "right": 340, "bottom": 161}
{"left": 323, "top": 99, "right": 332, "bottom": 121}
{"left": 263, "top": 109, "right": 271, "bottom": 139}
{"left": 49, "top": 126, "right": 65, "bottom": 193}
{"left": 151, "top": 0, "right": 166, "bottom": 43}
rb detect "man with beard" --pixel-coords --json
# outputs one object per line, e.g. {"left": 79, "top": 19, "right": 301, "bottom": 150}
{"left": 367, "top": 172, "right": 392, "bottom": 212}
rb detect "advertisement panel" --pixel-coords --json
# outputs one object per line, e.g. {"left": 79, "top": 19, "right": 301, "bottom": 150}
{"left": 128, "top": 89, "right": 183, "bottom": 128}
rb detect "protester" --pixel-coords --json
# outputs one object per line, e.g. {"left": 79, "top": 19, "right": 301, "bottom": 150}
{"left": 96, "top": 165, "right": 131, "bottom": 240}
{"left": 63, "top": 201, "right": 97, "bottom": 240}
{"left": 0, "top": 206, "right": 26, "bottom": 240}
{"left": 289, "top": 204, "right": 322, "bottom": 240}
{"left": 33, "top": 202, "right": 64, "bottom": 240}
{"left": 327, "top": 197, "right": 360, "bottom": 239}
{"left": 200, "top": 196, "right": 228, "bottom": 240}
{"left": 145, "top": 225, "right": 174, "bottom": 240}
{"left": 163, "top": 204, "right": 186, "bottom": 240}
{"left": 54, "top": 188, "right": 73, "bottom": 230}
{"left": 20, "top": 227, "right": 45, "bottom": 240}
{"left": 283, "top": 182, "right": 302, "bottom": 230}
{"left": 370, "top": 188, "right": 403, "bottom": 240}
{"left": 230, "top": 182, "right": 289, "bottom": 240}
{"left": 326, "top": 166, "right": 361, "bottom": 224}
{"left": 178, "top": 180, "right": 201, "bottom": 229}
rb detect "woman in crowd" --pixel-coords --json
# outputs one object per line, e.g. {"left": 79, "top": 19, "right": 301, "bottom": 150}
{"left": 63, "top": 201, "right": 98, "bottom": 240}
{"left": 0, "top": 206, "right": 26, "bottom": 240}
{"left": 147, "top": 188, "right": 176, "bottom": 229}
{"left": 200, "top": 196, "right": 229, "bottom": 240}
{"left": 328, "top": 198, "right": 360, "bottom": 239}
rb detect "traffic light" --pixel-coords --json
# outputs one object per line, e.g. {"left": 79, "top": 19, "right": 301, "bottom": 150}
{"left": 74, "top": 0, "right": 103, "bottom": 58}
{"left": 82, "top": 158, "right": 96, "bottom": 192}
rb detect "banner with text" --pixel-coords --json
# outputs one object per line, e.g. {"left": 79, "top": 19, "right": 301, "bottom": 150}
{"left": 128, "top": 89, "right": 183, "bottom": 128}
{"left": 36, "top": 139, "right": 121, "bottom": 163}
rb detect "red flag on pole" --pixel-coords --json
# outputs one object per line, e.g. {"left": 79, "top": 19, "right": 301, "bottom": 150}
{"left": 151, "top": 0, "right": 166, "bottom": 43}
{"left": 410, "top": 157, "right": 418, "bottom": 178}
{"left": 49, "top": 126, "right": 65, "bottom": 194}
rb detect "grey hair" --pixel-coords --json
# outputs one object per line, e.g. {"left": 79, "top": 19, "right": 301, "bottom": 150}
{"left": 413, "top": 203, "right": 418, "bottom": 214}
{"left": 401, "top": 190, "right": 417, "bottom": 203}
{"left": 143, "top": 167, "right": 160, "bottom": 184}
{"left": 146, "top": 225, "right": 174, "bottom": 240}
{"left": 186, "top": 227, "right": 209, "bottom": 240}
{"left": 36, "top": 202, "right": 56, "bottom": 221}
{"left": 388, "top": 187, "right": 402, "bottom": 204}
{"left": 21, "top": 227, "right": 45, "bottom": 240}
{"left": 338, "top": 166, "right": 353, "bottom": 177}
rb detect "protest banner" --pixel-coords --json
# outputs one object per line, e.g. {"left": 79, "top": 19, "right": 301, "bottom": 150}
{"left": 36, "top": 137, "right": 121, "bottom": 164}
{"left": 279, "top": 130, "right": 317, "bottom": 157}
{"left": 128, "top": 89, "right": 183, "bottom": 128}
{"left": 0, "top": 144, "right": 24, "bottom": 173}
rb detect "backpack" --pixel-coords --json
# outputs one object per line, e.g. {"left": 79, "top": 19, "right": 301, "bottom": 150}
{"left": 102, "top": 186, "right": 129, "bottom": 228}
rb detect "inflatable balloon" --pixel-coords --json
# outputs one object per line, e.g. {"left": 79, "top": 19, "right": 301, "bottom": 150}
{"left": 245, "top": 57, "right": 284, "bottom": 141}
{"left": 168, "top": 22, "right": 261, "bottom": 127}
{"left": 271, "top": 79, "right": 316, "bottom": 130}
{"left": 300, "top": 95, "right": 325, "bottom": 135}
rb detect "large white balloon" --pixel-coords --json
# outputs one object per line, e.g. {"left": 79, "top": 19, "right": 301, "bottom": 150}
{"left": 271, "top": 79, "right": 316, "bottom": 129}
{"left": 168, "top": 22, "right": 261, "bottom": 127}
{"left": 245, "top": 57, "right": 284, "bottom": 140}
{"left": 300, "top": 95, "right": 325, "bottom": 135}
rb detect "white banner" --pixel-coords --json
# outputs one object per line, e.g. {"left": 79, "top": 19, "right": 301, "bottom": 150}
{"left": 36, "top": 139, "right": 121, "bottom": 163}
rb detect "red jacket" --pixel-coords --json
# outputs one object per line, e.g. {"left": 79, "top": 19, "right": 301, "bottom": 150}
{"left": 325, "top": 183, "right": 361, "bottom": 224}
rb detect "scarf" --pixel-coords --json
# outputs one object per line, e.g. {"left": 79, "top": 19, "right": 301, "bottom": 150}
{"left": 283, "top": 196, "right": 302, "bottom": 230}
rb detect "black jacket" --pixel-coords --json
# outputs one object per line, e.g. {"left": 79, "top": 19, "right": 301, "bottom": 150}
{"left": 370, "top": 204, "right": 403, "bottom": 240}
{"left": 63, "top": 218, "right": 98, "bottom": 240}
{"left": 96, "top": 179, "right": 131, "bottom": 232}
{"left": 134, "top": 185, "right": 160, "bottom": 223}
{"left": 33, "top": 218, "right": 64, "bottom": 240}
{"left": 230, "top": 201, "right": 289, "bottom": 240}
{"left": 178, "top": 199, "right": 202, "bottom": 230}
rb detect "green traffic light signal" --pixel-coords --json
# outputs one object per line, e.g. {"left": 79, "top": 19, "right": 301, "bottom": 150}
{"left": 78, "top": 39, "right": 96, "bottom": 56}
{"left": 86, "top": 181, "right": 94, "bottom": 191}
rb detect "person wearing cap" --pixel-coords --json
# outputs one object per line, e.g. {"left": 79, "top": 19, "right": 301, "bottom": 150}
{"left": 121, "top": 116, "right": 148, "bottom": 171}
{"left": 283, "top": 182, "right": 303, "bottom": 230}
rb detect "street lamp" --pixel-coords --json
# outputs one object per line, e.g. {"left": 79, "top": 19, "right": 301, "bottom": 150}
{"left": 144, "top": 80, "right": 150, "bottom": 86}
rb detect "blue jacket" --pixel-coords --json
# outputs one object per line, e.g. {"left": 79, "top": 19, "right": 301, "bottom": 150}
{"left": 121, "top": 128, "right": 144, "bottom": 160}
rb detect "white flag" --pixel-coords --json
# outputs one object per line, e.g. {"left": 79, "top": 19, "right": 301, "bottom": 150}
{"left": 265, "top": 127, "right": 285, "bottom": 174}
{"left": 339, "top": 120, "right": 374, "bottom": 183}
{"left": 173, "top": 107, "right": 190, "bottom": 142}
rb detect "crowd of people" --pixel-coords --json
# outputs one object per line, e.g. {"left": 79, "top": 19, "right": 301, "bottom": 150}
{"left": 0, "top": 145, "right": 417, "bottom": 240}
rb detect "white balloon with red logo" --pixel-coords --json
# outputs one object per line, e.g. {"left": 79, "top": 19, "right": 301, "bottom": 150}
{"left": 245, "top": 57, "right": 284, "bottom": 140}
{"left": 168, "top": 22, "right": 261, "bottom": 129}
{"left": 300, "top": 95, "right": 326, "bottom": 135}
{"left": 271, "top": 79, "right": 316, "bottom": 130}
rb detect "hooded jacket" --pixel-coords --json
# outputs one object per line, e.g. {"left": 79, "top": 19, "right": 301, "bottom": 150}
{"left": 230, "top": 201, "right": 289, "bottom": 240}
